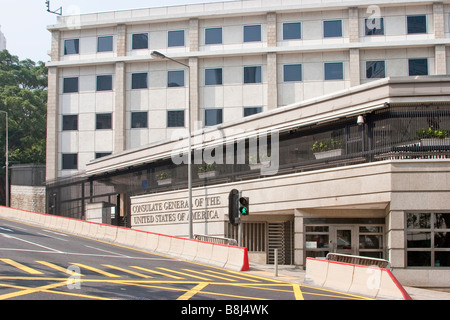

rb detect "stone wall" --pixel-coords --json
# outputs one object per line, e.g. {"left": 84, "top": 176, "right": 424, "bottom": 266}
{"left": 10, "top": 185, "right": 46, "bottom": 213}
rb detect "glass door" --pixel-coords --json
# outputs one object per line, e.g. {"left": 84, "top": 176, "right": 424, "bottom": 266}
{"left": 331, "top": 226, "right": 357, "bottom": 255}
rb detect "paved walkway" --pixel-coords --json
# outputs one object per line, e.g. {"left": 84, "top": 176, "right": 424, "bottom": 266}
{"left": 247, "top": 263, "right": 450, "bottom": 300}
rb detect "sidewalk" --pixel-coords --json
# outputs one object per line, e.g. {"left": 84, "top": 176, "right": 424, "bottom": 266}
{"left": 247, "top": 263, "right": 450, "bottom": 300}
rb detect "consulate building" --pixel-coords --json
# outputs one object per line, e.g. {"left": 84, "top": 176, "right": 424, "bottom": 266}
{"left": 46, "top": 0, "right": 450, "bottom": 287}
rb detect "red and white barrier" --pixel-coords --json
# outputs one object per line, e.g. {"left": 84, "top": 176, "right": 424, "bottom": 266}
{"left": 304, "top": 257, "right": 411, "bottom": 300}
{"left": 0, "top": 206, "right": 249, "bottom": 272}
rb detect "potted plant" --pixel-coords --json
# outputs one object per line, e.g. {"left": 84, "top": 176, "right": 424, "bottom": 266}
{"left": 197, "top": 163, "right": 217, "bottom": 179}
{"left": 416, "top": 128, "right": 450, "bottom": 146}
{"left": 312, "top": 138, "right": 344, "bottom": 159}
{"left": 156, "top": 171, "right": 172, "bottom": 186}
{"left": 248, "top": 153, "right": 271, "bottom": 170}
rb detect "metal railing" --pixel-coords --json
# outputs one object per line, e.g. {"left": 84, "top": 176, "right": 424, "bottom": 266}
{"left": 194, "top": 234, "right": 238, "bottom": 246}
{"left": 326, "top": 253, "right": 391, "bottom": 270}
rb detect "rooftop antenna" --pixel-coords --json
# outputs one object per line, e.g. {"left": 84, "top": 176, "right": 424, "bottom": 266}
{"left": 46, "top": 0, "right": 62, "bottom": 15}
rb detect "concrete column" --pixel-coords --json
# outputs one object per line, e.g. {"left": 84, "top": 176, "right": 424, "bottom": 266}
{"left": 117, "top": 24, "right": 127, "bottom": 57}
{"left": 50, "top": 30, "right": 61, "bottom": 62}
{"left": 189, "top": 18, "right": 199, "bottom": 52}
{"left": 386, "top": 210, "right": 406, "bottom": 269}
{"left": 46, "top": 67, "right": 59, "bottom": 182}
{"left": 433, "top": 2, "right": 445, "bottom": 39}
{"left": 267, "top": 52, "right": 278, "bottom": 110}
{"left": 267, "top": 12, "right": 277, "bottom": 48}
{"left": 435, "top": 44, "right": 447, "bottom": 75}
{"left": 348, "top": 7, "right": 359, "bottom": 43}
{"left": 189, "top": 57, "right": 200, "bottom": 129}
{"left": 349, "top": 48, "right": 361, "bottom": 87}
{"left": 114, "top": 62, "right": 127, "bottom": 152}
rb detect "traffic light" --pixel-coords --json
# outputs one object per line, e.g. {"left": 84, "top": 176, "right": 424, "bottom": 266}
{"left": 228, "top": 189, "right": 240, "bottom": 226}
{"left": 239, "top": 197, "right": 249, "bottom": 216}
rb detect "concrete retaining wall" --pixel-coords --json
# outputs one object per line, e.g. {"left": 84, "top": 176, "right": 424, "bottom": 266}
{"left": 0, "top": 206, "right": 249, "bottom": 272}
{"left": 304, "top": 257, "right": 411, "bottom": 300}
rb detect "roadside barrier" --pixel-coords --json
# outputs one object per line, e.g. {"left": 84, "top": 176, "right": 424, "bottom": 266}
{"left": 0, "top": 206, "right": 249, "bottom": 272}
{"left": 304, "top": 257, "right": 411, "bottom": 300}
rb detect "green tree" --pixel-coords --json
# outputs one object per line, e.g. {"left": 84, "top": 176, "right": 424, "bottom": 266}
{"left": 0, "top": 50, "right": 47, "bottom": 165}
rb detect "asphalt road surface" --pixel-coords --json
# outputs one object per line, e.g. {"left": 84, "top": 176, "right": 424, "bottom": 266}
{"left": 0, "top": 217, "right": 371, "bottom": 306}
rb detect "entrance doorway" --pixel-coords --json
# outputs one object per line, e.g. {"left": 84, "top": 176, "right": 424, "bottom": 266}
{"left": 304, "top": 219, "right": 385, "bottom": 263}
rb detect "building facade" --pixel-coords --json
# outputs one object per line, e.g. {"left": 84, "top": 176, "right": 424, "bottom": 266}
{"left": 46, "top": 0, "right": 450, "bottom": 287}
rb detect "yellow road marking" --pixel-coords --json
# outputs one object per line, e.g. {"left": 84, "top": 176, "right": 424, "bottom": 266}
{"left": 102, "top": 265, "right": 153, "bottom": 279}
{"left": 177, "top": 282, "right": 209, "bottom": 300}
{"left": 293, "top": 284, "right": 304, "bottom": 300}
{"left": 157, "top": 267, "right": 211, "bottom": 281}
{"left": 131, "top": 266, "right": 185, "bottom": 280}
{"left": 226, "top": 269, "right": 285, "bottom": 283}
{"left": 70, "top": 263, "right": 120, "bottom": 278}
{"left": 182, "top": 269, "right": 238, "bottom": 282}
{"left": 0, "top": 259, "right": 43, "bottom": 275}
{"left": 0, "top": 281, "right": 68, "bottom": 300}
{"left": 204, "top": 270, "right": 261, "bottom": 282}
{"left": 35, "top": 261, "right": 84, "bottom": 277}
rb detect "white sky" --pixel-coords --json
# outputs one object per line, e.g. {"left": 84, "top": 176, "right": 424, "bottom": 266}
{"left": 0, "top": 0, "right": 232, "bottom": 63}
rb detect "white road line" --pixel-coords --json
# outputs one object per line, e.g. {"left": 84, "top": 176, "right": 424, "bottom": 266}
{"left": 84, "top": 245, "right": 131, "bottom": 257}
{"left": 37, "top": 232, "right": 69, "bottom": 242}
{"left": 40, "top": 229, "right": 69, "bottom": 237}
{"left": 0, "top": 227, "right": 13, "bottom": 232}
{"left": 0, "top": 233, "right": 63, "bottom": 253}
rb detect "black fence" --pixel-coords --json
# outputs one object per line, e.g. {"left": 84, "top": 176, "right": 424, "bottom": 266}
{"left": 46, "top": 104, "right": 450, "bottom": 223}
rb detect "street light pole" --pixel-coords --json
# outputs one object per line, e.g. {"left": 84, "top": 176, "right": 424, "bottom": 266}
{"left": 0, "top": 111, "right": 8, "bottom": 207}
{"left": 151, "top": 51, "right": 193, "bottom": 239}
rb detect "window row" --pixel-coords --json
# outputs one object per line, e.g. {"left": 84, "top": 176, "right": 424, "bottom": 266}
{"left": 62, "top": 58, "right": 430, "bottom": 93}
{"left": 61, "top": 107, "right": 262, "bottom": 132}
{"left": 63, "top": 15, "right": 430, "bottom": 55}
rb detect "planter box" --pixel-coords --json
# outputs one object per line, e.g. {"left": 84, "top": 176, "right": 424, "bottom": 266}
{"left": 198, "top": 171, "right": 217, "bottom": 179}
{"left": 420, "top": 138, "right": 450, "bottom": 146}
{"left": 157, "top": 178, "right": 172, "bottom": 186}
{"left": 249, "top": 161, "right": 271, "bottom": 170}
{"left": 314, "top": 149, "right": 344, "bottom": 160}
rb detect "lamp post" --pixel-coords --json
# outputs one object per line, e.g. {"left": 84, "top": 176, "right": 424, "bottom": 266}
{"left": 0, "top": 111, "right": 8, "bottom": 207}
{"left": 151, "top": 51, "right": 193, "bottom": 239}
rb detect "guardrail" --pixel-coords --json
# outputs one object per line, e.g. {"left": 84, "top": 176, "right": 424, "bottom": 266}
{"left": 194, "top": 234, "right": 238, "bottom": 246}
{"left": 326, "top": 253, "right": 391, "bottom": 270}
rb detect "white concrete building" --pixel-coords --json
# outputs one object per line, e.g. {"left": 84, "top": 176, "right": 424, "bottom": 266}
{"left": 46, "top": 0, "right": 450, "bottom": 287}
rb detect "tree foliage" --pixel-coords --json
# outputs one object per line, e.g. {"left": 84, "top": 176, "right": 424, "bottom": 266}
{"left": 0, "top": 50, "right": 47, "bottom": 165}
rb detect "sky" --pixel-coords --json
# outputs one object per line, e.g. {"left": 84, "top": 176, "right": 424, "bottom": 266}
{"left": 0, "top": 0, "right": 231, "bottom": 63}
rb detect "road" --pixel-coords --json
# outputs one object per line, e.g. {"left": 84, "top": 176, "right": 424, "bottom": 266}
{"left": 0, "top": 217, "right": 371, "bottom": 305}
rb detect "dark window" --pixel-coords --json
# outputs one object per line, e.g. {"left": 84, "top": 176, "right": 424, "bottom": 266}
{"left": 205, "top": 68, "right": 223, "bottom": 85}
{"left": 244, "top": 107, "right": 262, "bottom": 117}
{"left": 62, "top": 115, "right": 78, "bottom": 131}
{"left": 365, "top": 18, "right": 384, "bottom": 36}
{"left": 244, "top": 25, "right": 262, "bottom": 42}
{"left": 244, "top": 66, "right": 262, "bottom": 84}
{"left": 324, "top": 20, "right": 342, "bottom": 38}
{"left": 167, "top": 110, "right": 185, "bottom": 128}
{"left": 205, "top": 109, "right": 223, "bottom": 126}
{"left": 131, "top": 112, "right": 148, "bottom": 128}
{"left": 95, "top": 152, "right": 112, "bottom": 159}
{"left": 63, "top": 77, "right": 79, "bottom": 93}
{"left": 97, "top": 75, "right": 113, "bottom": 91}
{"left": 64, "top": 39, "right": 79, "bottom": 55}
{"left": 324, "top": 62, "right": 344, "bottom": 80}
{"left": 407, "top": 15, "right": 427, "bottom": 34}
{"left": 283, "top": 22, "right": 301, "bottom": 40}
{"left": 409, "top": 58, "right": 428, "bottom": 76}
{"left": 168, "top": 70, "right": 185, "bottom": 87}
{"left": 168, "top": 30, "right": 185, "bottom": 47}
{"left": 366, "top": 61, "right": 386, "bottom": 78}
{"left": 205, "top": 28, "right": 222, "bottom": 45}
{"left": 62, "top": 154, "right": 78, "bottom": 170}
{"left": 97, "top": 36, "right": 113, "bottom": 52}
{"left": 132, "top": 73, "right": 148, "bottom": 89}
{"left": 96, "top": 113, "right": 112, "bottom": 130}
{"left": 284, "top": 64, "right": 302, "bottom": 82}
{"left": 132, "top": 33, "right": 148, "bottom": 49}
